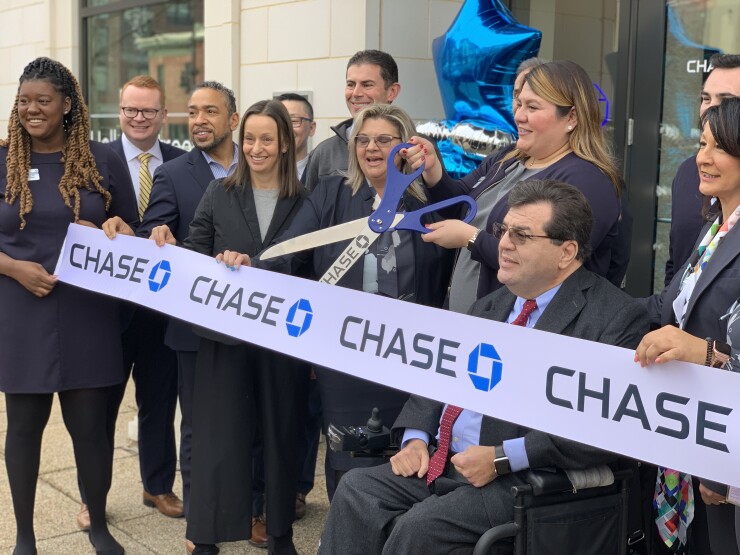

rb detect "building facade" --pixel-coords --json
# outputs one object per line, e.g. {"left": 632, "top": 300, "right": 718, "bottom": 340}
{"left": 1, "top": 0, "right": 739, "bottom": 295}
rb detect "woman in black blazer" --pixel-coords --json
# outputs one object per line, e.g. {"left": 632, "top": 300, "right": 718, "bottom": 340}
{"left": 636, "top": 97, "right": 740, "bottom": 555}
{"left": 151, "top": 99, "right": 308, "bottom": 555}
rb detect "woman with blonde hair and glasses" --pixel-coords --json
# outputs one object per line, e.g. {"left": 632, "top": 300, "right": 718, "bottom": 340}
{"left": 404, "top": 60, "right": 624, "bottom": 313}
{"left": 250, "top": 103, "right": 454, "bottom": 499}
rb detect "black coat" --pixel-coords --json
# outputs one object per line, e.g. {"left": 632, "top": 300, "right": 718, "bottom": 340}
{"left": 664, "top": 155, "right": 710, "bottom": 285}
{"left": 185, "top": 178, "right": 310, "bottom": 543}
{"left": 257, "top": 175, "right": 454, "bottom": 308}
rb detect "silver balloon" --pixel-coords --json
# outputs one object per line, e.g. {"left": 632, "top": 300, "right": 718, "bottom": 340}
{"left": 415, "top": 120, "right": 451, "bottom": 141}
{"left": 450, "top": 122, "right": 514, "bottom": 159}
{"left": 415, "top": 120, "right": 514, "bottom": 160}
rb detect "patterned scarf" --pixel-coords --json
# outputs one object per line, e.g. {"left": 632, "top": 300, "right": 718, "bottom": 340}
{"left": 692, "top": 204, "right": 740, "bottom": 275}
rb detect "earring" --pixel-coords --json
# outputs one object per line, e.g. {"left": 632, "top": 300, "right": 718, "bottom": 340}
{"left": 567, "top": 125, "right": 573, "bottom": 131}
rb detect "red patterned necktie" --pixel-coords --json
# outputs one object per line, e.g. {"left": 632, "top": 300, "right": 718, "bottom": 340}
{"left": 426, "top": 299, "right": 538, "bottom": 485}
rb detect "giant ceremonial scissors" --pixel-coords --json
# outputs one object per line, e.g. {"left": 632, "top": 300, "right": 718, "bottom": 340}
{"left": 259, "top": 143, "right": 476, "bottom": 285}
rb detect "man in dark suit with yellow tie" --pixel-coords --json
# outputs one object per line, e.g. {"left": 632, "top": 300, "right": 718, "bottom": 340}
{"left": 77, "top": 76, "right": 187, "bottom": 529}
{"left": 318, "top": 180, "right": 650, "bottom": 554}
{"left": 102, "top": 79, "right": 240, "bottom": 554}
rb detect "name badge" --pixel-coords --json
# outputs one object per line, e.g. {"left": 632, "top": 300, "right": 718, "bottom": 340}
{"left": 28, "top": 168, "right": 40, "bottom": 181}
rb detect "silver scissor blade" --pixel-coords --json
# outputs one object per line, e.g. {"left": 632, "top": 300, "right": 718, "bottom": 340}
{"left": 259, "top": 218, "right": 367, "bottom": 260}
{"left": 259, "top": 213, "right": 404, "bottom": 260}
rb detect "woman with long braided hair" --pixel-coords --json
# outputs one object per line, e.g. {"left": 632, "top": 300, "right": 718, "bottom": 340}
{"left": 0, "top": 57, "right": 137, "bottom": 554}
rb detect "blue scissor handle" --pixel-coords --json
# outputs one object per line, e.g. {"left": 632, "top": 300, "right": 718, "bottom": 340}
{"left": 368, "top": 142, "right": 425, "bottom": 233}
{"left": 394, "top": 195, "right": 477, "bottom": 234}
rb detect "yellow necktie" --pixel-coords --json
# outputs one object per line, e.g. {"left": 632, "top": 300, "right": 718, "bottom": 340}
{"left": 137, "top": 152, "right": 154, "bottom": 220}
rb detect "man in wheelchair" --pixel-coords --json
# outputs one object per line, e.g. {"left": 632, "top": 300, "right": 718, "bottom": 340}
{"left": 318, "top": 180, "right": 650, "bottom": 554}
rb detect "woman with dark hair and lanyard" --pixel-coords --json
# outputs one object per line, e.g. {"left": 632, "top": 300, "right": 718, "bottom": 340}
{"left": 147, "top": 99, "right": 309, "bottom": 555}
{"left": 636, "top": 96, "right": 740, "bottom": 555}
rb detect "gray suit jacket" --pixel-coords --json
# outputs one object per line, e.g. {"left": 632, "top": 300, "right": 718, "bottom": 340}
{"left": 392, "top": 266, "right": 649, "bottom": 512}
{"left": 644, "top": 221, "right": 740, "bottom": 342}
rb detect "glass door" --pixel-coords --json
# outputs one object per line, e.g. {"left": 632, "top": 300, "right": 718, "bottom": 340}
{"left": 625, "top": 0, "right": 740, "bottom": 295}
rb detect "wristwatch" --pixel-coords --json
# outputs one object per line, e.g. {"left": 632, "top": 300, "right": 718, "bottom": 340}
{"left": 706, "top": 337, "right": 732, "bottom": 369}
{"left": 494, "top": 445, "right": 511, "bottom": 476}
{"left": 467, "top": 229, "right": 482, "bottom": 251}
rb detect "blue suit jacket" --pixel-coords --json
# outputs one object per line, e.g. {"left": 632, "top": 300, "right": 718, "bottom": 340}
{"left": 138, "top": 147, "right": 219, "bottom": 351}
{"left": 109, "top": 137, "right": 187, "bottom": 333}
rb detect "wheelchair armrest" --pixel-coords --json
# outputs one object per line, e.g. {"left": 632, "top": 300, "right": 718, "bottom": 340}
{"left": 522, "top": 465, "right": 615, "bottom": 496}
{"left": 522, "top": 468, "right": 574, "bottom": 496}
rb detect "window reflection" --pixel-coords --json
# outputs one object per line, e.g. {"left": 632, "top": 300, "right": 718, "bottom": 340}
{"left": 84, "top": 0, "right": 204, "bottom": 150}
{"left": 654, "top": 0, "right": 740, "bottom": 291}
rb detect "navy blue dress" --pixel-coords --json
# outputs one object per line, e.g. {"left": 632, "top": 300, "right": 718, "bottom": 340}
{"left": 0, "top": 142, "right": 137, "bottom": 393}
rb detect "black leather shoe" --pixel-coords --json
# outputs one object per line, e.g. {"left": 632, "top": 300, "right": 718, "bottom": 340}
{"left": 192, "top": 544, "right": 219, "bottom": 555}
{"left": 88, "top": 533, "right": 124, "bottom": 555}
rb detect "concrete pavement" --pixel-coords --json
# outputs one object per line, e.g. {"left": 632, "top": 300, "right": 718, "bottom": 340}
{"left": 0, "top": 380, "right": 328, "bottom": 554}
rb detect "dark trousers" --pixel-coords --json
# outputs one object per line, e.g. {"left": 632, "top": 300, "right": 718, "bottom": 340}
{"left": 253, "top": 374, "right": 321, "bottom": 515}
{"left": 319, "top": 464, "right": 525, "bottom": 555}
{"left": 187, "top": 339, "right": 309, "bottom": 545}
{"left": 297, "top": 377, "right": 322, "bottom": 495}
{"left": 706, "top": 502, "right": 740, "bottom": 555}
{"left": 122, "top": 308, "right": 179, "bottom": 495}
{"left": 177, "top": 350, "right": 197, "bottom": 518}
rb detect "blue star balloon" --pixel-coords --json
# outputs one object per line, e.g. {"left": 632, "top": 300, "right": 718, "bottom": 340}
{"left": 433, "top": 0, "right": 541, "bottom": 132}
{"left": 427, "top": 0, "right": 541, "bottom": 177}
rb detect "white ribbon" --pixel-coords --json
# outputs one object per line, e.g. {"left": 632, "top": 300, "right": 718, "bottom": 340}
{"left": 54, "top": 224, "right": 740, "bottom": 485}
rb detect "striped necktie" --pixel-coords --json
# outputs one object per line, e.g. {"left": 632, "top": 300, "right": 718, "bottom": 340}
{"left": 137, "top": 152, "right": 153, "bottom": 220}
{"left": 426, "top": 299, "right": 537, "bottom": 485}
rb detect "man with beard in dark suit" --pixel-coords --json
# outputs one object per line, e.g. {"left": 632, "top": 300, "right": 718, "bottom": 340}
{"left": 318, "top": 180, "right": 649, "bottom": 555}
{"left": 104, "top": 80, "right": 240, "bottom": 554}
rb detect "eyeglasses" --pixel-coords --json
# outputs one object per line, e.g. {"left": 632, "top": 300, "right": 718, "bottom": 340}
{"left": 121, "top": 107, "right": 161, "bottom": 120}
{"left": 290, "top": 116, "right": 312, "bottom": 128}
{"left": 354, "top": 134, "right": 402, "bottom": 148}
{"left": 492, "top": 222, "right": 559, "bottom": 246}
